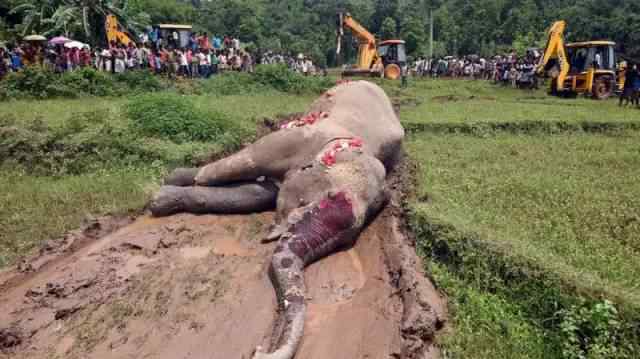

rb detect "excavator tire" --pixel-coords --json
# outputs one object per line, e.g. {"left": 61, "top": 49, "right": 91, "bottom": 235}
{"left": 384, "top": 64, "right": 402, "bottom": 80}
{"left": 592, "top": 75, "right": 614, "bottom": 100}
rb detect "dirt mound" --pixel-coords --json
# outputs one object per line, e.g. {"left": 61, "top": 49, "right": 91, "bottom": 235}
{"left": 0, "top": 176, "right": 446, "bottom": 359}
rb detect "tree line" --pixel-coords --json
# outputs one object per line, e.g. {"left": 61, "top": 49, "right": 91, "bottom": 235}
{"left": 2, "top": 0, "right": 639, "bottom": 65}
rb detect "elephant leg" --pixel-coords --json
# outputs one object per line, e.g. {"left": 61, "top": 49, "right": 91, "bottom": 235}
{"left": 164, "top": 167, "right": 200, "bottom": 187}
{"left": 149, "top": 182, "right": 278, "bottom": 217}
{"left": 195, "top": 128, "right": 329, "bottom": 186}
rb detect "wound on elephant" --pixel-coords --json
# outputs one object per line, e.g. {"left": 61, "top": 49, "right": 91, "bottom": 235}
{"left": 286, "top": 191, "right": 355, "bottom": 263}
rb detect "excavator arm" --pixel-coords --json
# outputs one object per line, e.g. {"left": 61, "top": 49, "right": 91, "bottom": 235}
{"left": 536, "top": 20, "right": 570, "bottom": 92}
{"left": 106, "top": 14, "right": 135, "bottom": 46}
{"left": 337, "top": 13, "right": 380, "bottom": 72}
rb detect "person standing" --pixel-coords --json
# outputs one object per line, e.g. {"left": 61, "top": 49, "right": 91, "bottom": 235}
{"left": 211, "top": 50, "right": 219, "bottom": 75}
{"left": 178, "top": 48, "right": 189, "bottom": 77}
{"left": 10, "top": 46, "right": 23, "bottom": 72}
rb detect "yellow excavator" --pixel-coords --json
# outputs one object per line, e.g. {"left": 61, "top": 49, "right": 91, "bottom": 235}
{"left": 336, "top": 12, "right": 406, "bottom": 80}
{"left": 105, "top": 14, "right": 135, "bottom": 46}
{"left": 536, "top": 20, "right": 621, "bottom": 99}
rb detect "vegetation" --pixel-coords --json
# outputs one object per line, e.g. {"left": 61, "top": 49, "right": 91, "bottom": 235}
{"left": 0, "top": 64, "right": 332, "bottom": 101}
{"left": 1, "top": 69, "right": 639, "bottom": 357}
{"left": 3, "top": 1, "right": 640, "bottom": 64}
{"left": 0, "top": 69, "right": 318, "bottom": 267}
{"left": 392, "top": 78, "right": 640, "bottom": 358}
{"left": 0, "top": 67, "right": 165, "bottom": 100}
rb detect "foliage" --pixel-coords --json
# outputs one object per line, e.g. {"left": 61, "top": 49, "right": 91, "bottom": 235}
{"left": 0, "top": 110, "right": 205, "bottom": 176}
{"left": 5, "top": 0, "right": 640, "bottom": 63}
{"left": 8, "top": 0, "right": 150, "bottom": 44}
{"left": 558, "top": 300, "right": 627, "bottom": 359}
{"left": 125, "top": 92, "right": 241, "bottom": 144}
{"left": 197, "top": 72, "right": 267, "bottom": 96}
{"left": 379, "top": 17, "right": 397, "bottom": 40}
{"left": 0, "top": 66, "right": 165, "bottom": 100}
{"left": 252, "top": 64, "right": 334, "bottom": 94}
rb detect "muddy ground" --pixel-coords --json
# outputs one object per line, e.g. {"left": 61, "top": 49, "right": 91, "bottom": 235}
{"left": 0, "top": 197, "right": 446, "bottom": 359}
{"left": 0, "top": 112, "right": 446, "bottom": 358}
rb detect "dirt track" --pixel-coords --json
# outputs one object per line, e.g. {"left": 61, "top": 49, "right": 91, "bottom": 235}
{"left": 1, "top": 173, "right": 446, "bottom": 359}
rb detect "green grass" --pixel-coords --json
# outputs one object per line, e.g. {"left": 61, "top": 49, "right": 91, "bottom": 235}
{"left": 2, "top": 74, "right": 639, "bottom": 357}
{"left": 390, "top": 79, "right": 640, "bottom": 127}
{"left": 392, "top": 78, "right": 640, "bottom": 358}
{"left": 0, "top": 88, "right": 315, "bottom": 267}
{"left": 0, "top": 92, "right": 313, "bottom": 129}
{"left": 408, "top": 133, "right": 640, "bottom": 305}
{"left": 0, "top": 166, "right": 160, "bottom": 267}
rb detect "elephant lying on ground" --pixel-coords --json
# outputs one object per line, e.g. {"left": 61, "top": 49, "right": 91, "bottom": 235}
{"left": 150, "top": 80, "right": 404, "bottom": 359}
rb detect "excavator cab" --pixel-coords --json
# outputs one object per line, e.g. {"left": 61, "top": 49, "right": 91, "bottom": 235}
{"left": 337, "top": 12, "right": 406, "bottom": 80}
{"left": 378, "top": 40, "right": 406, "bottom": 79}
{"left": 564, "top": 41, "right": 616, "bottom": 99}
{"left": 536, "top": 20, "right": 618, "bottom": 99}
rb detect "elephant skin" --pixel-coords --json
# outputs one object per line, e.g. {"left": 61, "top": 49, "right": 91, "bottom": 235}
{"left": 149, "top": 80, "right": 404, "bottom": 359}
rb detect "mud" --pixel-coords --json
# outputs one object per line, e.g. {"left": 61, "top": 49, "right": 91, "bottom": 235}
{"left": 0, "top": 161, "right": 445, "bottom": 359}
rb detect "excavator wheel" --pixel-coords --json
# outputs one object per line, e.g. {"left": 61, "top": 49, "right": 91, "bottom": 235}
{"left": 592, "top": 75, "right": 614, "bottom": 100}
{"left": 384, "top": 64, "right": 402, "bottom": 80}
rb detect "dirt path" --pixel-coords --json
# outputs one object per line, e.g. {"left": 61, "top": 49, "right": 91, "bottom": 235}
{"left": 1, "top": 193, "right": 445, "bottom": 359}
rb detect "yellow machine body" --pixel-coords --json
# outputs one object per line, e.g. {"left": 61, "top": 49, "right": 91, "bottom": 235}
{"left": 337, "top": 13, "right": 406, "bottom": 80}
{"left": 106, "top": 14, "right": 135, "bottom": 46}
{"left": 536, "top": 20, "right": 618, "bottom": 99}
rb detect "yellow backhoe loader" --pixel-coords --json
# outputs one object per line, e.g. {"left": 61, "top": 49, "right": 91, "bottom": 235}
{"left": 336, "top": 12, "right": 406, "bottom": 80}
{"left": 536, "top": 20, "right": 619, "bottom": 99}
{"left": 105, "top": 14, "right": 135, "bottom": 46}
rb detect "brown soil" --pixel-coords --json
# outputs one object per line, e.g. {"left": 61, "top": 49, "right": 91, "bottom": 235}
{"left": 1, "top": 114, "right": 445, "bottom": 359}
{"left": 0, "top": 204, "right": 445, "bottom": 359}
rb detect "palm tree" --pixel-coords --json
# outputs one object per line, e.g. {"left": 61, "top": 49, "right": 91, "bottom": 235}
{"left": 11, "top": 0, "right": 150, "bottom": 44}
{"left": 9, "top": 0, "right": 58, "bottom": 36}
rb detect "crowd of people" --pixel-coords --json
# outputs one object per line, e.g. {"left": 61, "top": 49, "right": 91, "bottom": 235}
{"left": 412, "top": 50, "right": 541, "bottom": 89}
{"left": 0, "top": 32, "right": 258, "bottom": 80}
{"left": 0, "top": 29, "right": 322, "bottom": 80}
{"left": 260, "top": 51, "right": 323, "bottom": 76}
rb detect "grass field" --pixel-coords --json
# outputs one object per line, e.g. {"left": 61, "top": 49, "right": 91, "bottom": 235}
{"left": 1, "top": 74, "right": 639, "bottom": 357}
{"left": 0, "top": 87, "right": 313, "bottom": 267}
{"left": 396, "top": 79, "right": 640, "bottom": 358}
{"left": 395, "top": 79, "right": 640, "bottom": 126}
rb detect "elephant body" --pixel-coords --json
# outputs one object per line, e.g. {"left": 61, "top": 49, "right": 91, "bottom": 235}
{"left": 149, "top": 80, "right": 404, "bottom": 359}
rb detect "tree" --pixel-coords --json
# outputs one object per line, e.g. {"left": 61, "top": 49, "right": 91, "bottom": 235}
{"left": 379, "top": 16, "right": 396, "bottom": 40}
{"left": 10, "top": 0, "right": 149, "bottom": 44}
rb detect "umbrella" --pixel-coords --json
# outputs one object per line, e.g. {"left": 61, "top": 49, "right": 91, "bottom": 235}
{"left": 24, "top": 34, "right": 47, "bottom": 41}
{"left": 64, "top": 41, "right": 88, "bottom": 49}
{"left": 49, "top": 36, "right": 72, "bottom": 45}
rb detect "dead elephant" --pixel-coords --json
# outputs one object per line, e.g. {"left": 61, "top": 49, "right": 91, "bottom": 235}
{"left": 149, "top": 80, "right": 404, "bottom": 359}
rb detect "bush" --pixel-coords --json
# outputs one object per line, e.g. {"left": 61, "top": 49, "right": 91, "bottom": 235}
{"left": 198, "top": 72, "right": 267, "bottom": 96}
{"left": 0, "top": 110, "right": 224, "bottom": 176}
{"left": 125, "top": 93, "right": 238, "bottom": 143}
{"left": 114, "top": 70, "right": 165, "bottom": 93}
{"left": 253, "top": 64, "right": 333, "bottom": 94}
{"left": 58, "top": 67, "right": 119, "bottom": 97}
{"left": 0, "top": 66, "right": 166, "bottom": 100}
{"left": 0, "top": 66, "right": 62, "bottom": 99}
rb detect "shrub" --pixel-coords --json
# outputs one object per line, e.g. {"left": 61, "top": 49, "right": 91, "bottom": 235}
{"left": 0, "top": 66, "right": 166, "bottom": 100}
{"left": 0, "top": 66, "right": 61, "bottom": 99}
{"left": 253, "top": 64, "right": 333, "bottom": 94}
{"left": 198, "top": 72, "right": 266, "bottom": 96}
{"left": 58, "top": 67, "right": 118, "bottom": 97}
{"left": 114, "top": 70, "right": 165, "bottom": 93}
{"left": 125, "top": 93, "right": 237, "bottom": 143}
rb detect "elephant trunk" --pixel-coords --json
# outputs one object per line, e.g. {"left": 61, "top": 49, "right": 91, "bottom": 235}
{"left": 253, "top": 192, "right": 358, "bottom": 359}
